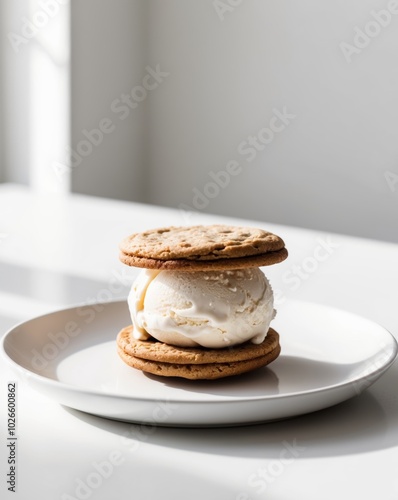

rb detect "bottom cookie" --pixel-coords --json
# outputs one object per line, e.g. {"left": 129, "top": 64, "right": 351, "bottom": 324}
{"left": 116, "top": 327, "right": 281, "bottom": 380}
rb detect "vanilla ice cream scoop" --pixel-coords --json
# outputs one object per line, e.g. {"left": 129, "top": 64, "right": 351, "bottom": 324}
{"left": 128, "top": 267, "right": 275, "bottom": 348}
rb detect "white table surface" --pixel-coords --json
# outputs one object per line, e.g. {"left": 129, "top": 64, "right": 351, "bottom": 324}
{"left": 1, "top": 183, "right": 397, "bottom": 499}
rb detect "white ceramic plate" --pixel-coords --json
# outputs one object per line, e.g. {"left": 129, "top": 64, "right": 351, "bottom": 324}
{"left": 1, "top": 300, "right": 397, "bottom": 427}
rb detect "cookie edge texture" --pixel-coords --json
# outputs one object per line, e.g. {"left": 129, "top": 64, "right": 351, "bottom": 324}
{"left": 117, "top": 343, "right": 281, "bottom": 380}
{"left": 117, "top": 326, "right": 280, "bottom": 364}
{"left": 119, "top": 247, "right": 288, "bottom": 270}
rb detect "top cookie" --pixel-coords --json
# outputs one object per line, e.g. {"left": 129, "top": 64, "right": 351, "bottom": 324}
{"left": 119, "top": 225, "right": 287, "bottom": 271}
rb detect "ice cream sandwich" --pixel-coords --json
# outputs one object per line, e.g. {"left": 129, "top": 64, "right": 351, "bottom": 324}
{"left": 117, "top": 224, "right": 287, "bottom": 380}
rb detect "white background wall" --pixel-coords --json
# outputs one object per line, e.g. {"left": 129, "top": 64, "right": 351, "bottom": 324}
{"left": 2, "top": 0, "right": 398, "bottom": 242}
{"left": 0, "top": 0, "right": 31, "bottom": 185}
{"left": 0, "top": 1, "right": 3, "bottom": 183}
{"left": 146, "top": 0, "right": 398, "bottom": 242}
{"left": 70, "top": 0, "right": 148, "bottom": 202}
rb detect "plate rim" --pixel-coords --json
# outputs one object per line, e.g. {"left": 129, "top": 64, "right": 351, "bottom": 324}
{"left": 1, "top": 299, "right": 397, "bottom": 405}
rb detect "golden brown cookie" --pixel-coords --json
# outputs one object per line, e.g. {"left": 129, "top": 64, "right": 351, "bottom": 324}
{"left": 119, "top": 248, "right": 288, "bottom": 271}
{"left": 119, "top": 225, "right": 287, "bottom": 270}
{"left": 116, "top": 326, "right": 281, "bottom": 380}
{"left": 117, "top": 347, "right": 281, "bottom": 380}
{"left": 117, "top": 325, "right": 279, "bottom": 363}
